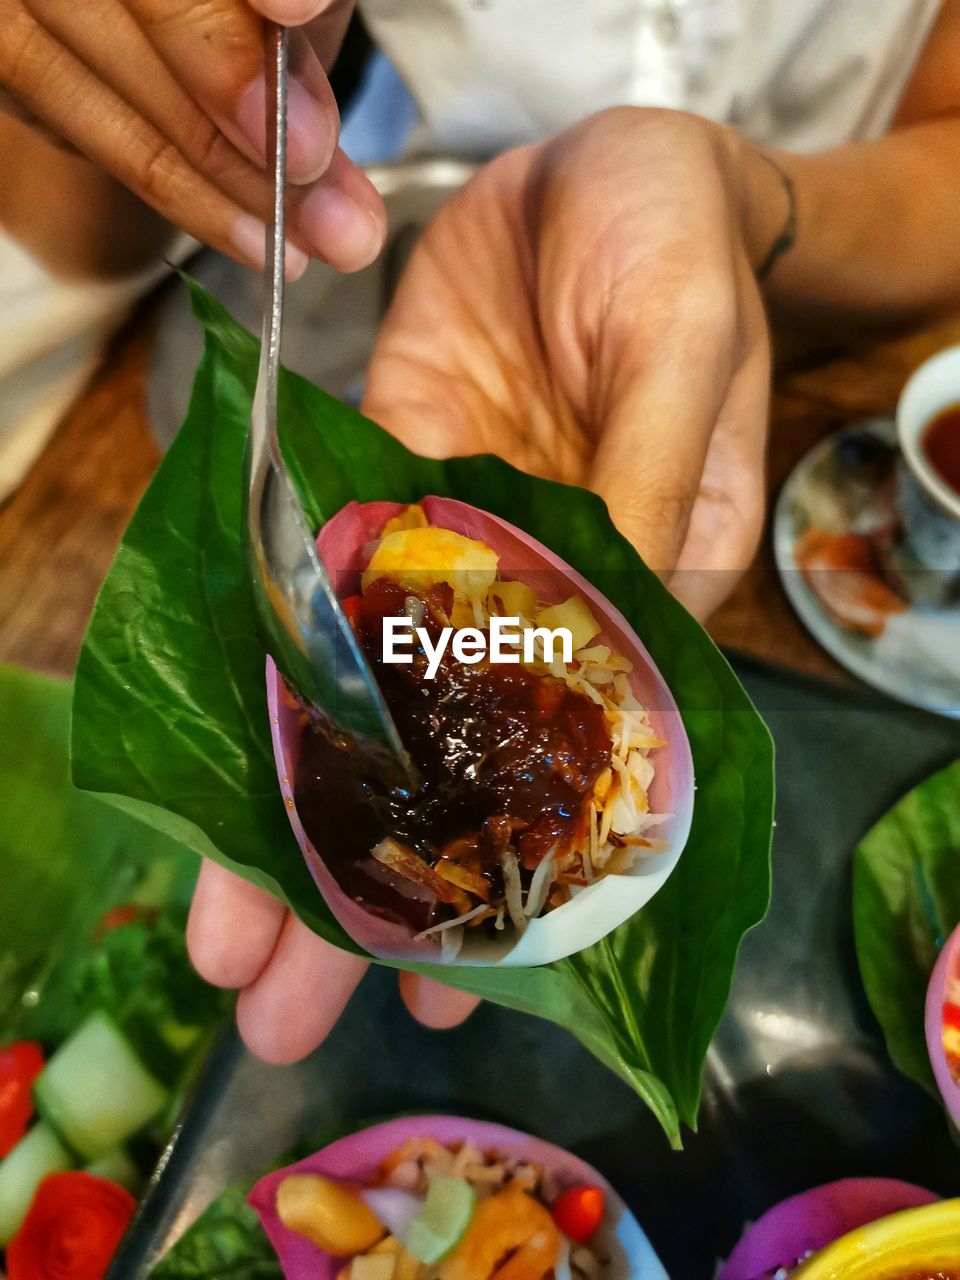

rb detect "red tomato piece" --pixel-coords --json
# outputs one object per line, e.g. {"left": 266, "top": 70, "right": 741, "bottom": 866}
{"left": 340, "top": 595, "right": 365, "bottom": 627}
{"left": 7, "top": 1171, "right": 135, "bottom": 1280}
{"left": 551, "top": 1184, "right": 606, "bottom": 1245}
{"left": 944, "top": 1001, "right": 960, "bottom": 1033}
{"left": 0, "top": 1042, "right": 45, "bottom": 1159}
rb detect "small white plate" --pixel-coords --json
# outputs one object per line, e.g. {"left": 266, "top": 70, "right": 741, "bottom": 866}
{"left": 773, "top": 418, "right": 960, "bottom": 719}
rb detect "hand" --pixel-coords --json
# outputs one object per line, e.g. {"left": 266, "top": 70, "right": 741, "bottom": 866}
{"left": 188, "top": 861, "right": 479, "bottom": 1063}
{"left": 365, "top": 106, "right": 774, "bottom": 620}
{"left": 0, "top": 0, "right": 385, "bottom": 274}
{"left": 187, "top": 107, "right": 776, "bottom": 1064}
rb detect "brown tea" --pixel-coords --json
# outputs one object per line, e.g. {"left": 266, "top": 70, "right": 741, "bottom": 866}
{"left": 922, "top": 403, "right": 960, "bottom": 495}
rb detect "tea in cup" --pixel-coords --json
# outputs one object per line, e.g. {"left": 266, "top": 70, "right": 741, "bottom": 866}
{"left": 894, "top": 346, "right": 960, "bottom": 600}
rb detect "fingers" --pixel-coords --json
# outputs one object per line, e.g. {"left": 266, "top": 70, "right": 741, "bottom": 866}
{"left": 250, "top": 0, "right": 342, "bottom": 21}
{"left": 236, "top": 913, "right": 368, "bottom": 1063}
{"left": 398, "top": 972, "right": 481, "bottom": 1029}
{"left": 294, "top": 147, "right": 386, "bottom": 272}
{"left": 187, "top": 859, "right": 287, "bottom": 989}
{"left": 669, "top": 298, "right": 771, "bottom": 619}
{"left": 3, "top": 0, "right": 382, "bottom": 271}
{"left": 188, "top": 858, "right": 475, "bottom": 1060}
{"left": 127, "top": 0, "right": 337, "bottom": 182}
{"left": 1, "top": 5, "right": 383, "bottom": 272}
{"left": 589, "top": 281, "right": 739, "bottom": 577}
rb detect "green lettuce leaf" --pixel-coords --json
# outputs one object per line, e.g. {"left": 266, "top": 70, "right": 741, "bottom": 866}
{"left": 0, "top": 659, "right": 230, "bottom": 1134}
{"left": 0, "top": 662, "right": 197, "bottom": 1043}
{"left": 150, "top": 1176, "right": 281, "bottom": 1280}
{"left": 853, "top": 760, "right": 960, "bottom": 1093}
{"left": 72, "top": 282, "right": 774, "bottom": 1147}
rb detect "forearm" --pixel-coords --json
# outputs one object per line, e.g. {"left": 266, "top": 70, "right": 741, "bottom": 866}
{"left": 739, "top": 116, "right": 960, "bottom": 322}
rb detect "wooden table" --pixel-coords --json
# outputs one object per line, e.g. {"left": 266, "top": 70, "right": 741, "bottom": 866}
{"left": 1, "top": 297, "right": 958, "bottom": 683}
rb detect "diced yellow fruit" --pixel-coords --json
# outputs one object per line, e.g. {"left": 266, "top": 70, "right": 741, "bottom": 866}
{"left": 488, "top": 579, "right": 537, "bottom": 619}
{"left": 363, "top": 528, "right": 499, "bottom": 603}
{"left": 365, "top": 1240, "right": 423, "bottom": 1280}
{"left": 350, "top": 1256, "right": 397, "bottom": 1280}
{"left": 276, "top": 1175, "right": 384, "bottom": 1256}
{"left": 535, "top": 596, "right": 600, "bottom": 652}
{"left": 381, "top": 505, "right": 430, "bottom": 536}
{"left": 369, "top": 1238, "right": 402, "bottom": 1256}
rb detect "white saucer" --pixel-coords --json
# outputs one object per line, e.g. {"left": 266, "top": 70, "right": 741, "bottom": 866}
{"left": 774, "top": 417, "right": 960, "bottom": 719}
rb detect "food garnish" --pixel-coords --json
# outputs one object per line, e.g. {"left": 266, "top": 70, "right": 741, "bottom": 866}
{"left": 278, "top": 1135, "right": 610, "bottom": 1279}
{"left": 294, "top": 504, "right": 669, "bottom": 957}
{"left": 276, "top": 1174, "right": 384, "bottom": 1256}
{"left": 5, "top": 1171, "right": 135, "bottom": 1280}
{"left": 551, "top": 1185, "right": 606, "bottom": 1246}
{"left": 0, "top": 1043, "right": 44, "bottom": 1161}
{"left": 404, "top": 1176, "right": 476, "bottom": 1264}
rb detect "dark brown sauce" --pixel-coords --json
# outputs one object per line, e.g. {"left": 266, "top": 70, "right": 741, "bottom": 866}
{"left": 922, "top": 403, "right": 960, "bottom": 495}
{"left": 293, "top": 578, "right": 612, "bottom": 932}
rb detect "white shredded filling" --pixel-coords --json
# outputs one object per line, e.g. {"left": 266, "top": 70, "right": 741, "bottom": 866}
{"left": 440, "top": 926, "right": 464, "bottom": 962}
{"left": 415, "top": 902, "right": 491, "bottom": 938}
{"left": 501, "top": 848, "right": 527, "bottom": 933}
{"left": 524, "top": 845, "right": 558, "bottom": 919}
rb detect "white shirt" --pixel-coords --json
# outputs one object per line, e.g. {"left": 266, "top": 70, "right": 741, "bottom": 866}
{"left": 359, "top": 0, "right": 942, "bottom": 155}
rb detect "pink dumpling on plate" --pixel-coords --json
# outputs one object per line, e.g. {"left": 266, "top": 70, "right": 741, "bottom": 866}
{"left": 717, "top": 1178, "right": 940, "bottom": 1280}
{"left": 926, "top": 921, "right": 960, "bottom": 1128}
{"left": 248, "top": 1115, "right": 666, "bottom": 1280}
{"left": 266, "top": 497, "right": 695, "bottom": 966}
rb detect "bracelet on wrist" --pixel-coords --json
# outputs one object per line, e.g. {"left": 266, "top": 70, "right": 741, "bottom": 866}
{"left": 755, "top": 152, "right": 797, "bottom": 282}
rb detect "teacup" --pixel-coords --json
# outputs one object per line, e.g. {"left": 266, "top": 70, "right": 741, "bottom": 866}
{"left": 895, "top": 347, "right": 960, "bottom": 596}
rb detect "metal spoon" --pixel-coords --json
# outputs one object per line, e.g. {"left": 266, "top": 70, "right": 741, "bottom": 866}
{"left": 243, "top": 23, "right": 409, "bottom": 769}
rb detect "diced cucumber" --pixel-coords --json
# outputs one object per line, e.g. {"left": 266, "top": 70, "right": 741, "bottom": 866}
{"left": 405, "top": 1176, "right": 476, "bottom": 1264}
{"left": 34, "top": 1010, "right": 168, "bottom": 1160}
{"left": 84, "top": 1146, "right": 142, "bottom": 1194}
{"left": 0, "top": 1123, "right": 72, "bottom": 1244}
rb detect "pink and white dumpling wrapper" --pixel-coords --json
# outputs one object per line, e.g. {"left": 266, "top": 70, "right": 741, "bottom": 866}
{"left": 267, "top": 497, "right": 695, "bottom": 967}
{"left": 716, "top": 1178, "right": 940, "bottom": 1280}
{"left": 926, "top": 921, "right": 960, "bottom": 1129}
{"left": 248, "top": 1114, "right": 667, "bottom": 1280}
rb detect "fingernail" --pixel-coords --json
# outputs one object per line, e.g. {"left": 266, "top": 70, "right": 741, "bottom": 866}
{"left": 231, "top": 212, "right": 310, "bottom": 280}
{"left": 261, "top": 0, "right": 325, "bottom": 22}
{"left": 235, "top": 77, "right": 335, "bottom": 183}
{"left": 298, "top": 185, "right": 383, "bottom": 271}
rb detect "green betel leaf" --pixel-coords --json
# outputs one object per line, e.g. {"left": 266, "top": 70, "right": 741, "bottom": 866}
{"left": 853, "top": 760, "right": 960, "bottom": 1093}
{"left": 72, "top": 281, "right": 774, "bottom": 1147}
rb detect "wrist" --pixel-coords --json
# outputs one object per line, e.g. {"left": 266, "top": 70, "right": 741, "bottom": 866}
{"left": 722, "top": 129, "right": 803, "bottom": 287}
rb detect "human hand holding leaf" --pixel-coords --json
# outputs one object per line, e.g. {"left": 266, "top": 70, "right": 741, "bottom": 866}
{"left": 186, "top": 106, "right": 773, "bottom": 1064}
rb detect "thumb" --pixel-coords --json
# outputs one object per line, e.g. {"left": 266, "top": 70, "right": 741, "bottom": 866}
{"left": 588, "top": 309, "right": 733, "bottom": 576}
{"left": 589, "top": 280, "right": 769, "bottom": 620}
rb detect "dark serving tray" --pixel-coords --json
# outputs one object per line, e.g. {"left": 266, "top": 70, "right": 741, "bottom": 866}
{"left": 110, "top": 656, "right": 960, "bottom": 1280}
